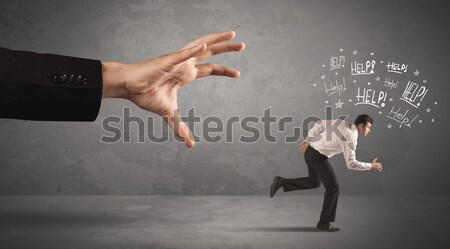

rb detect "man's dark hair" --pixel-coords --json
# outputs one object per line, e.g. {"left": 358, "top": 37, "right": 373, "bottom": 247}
{"left": 354, "top": 114, "right": 374, "bottom": 126}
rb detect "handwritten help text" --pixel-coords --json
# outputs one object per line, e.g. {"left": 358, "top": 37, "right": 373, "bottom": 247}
{"left": 351, "top": 60, "right": 376, "bottom": 75}
{"left": 386, "top": 105, "right": 418, "bottom": 128}
{"left": 400, "top": 80, "right": 428, "bottom": 108}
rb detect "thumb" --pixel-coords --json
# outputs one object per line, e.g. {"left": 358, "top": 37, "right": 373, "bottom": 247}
{"left": 170, "top": 42, "right": 207, "bottom": 65}
{"left": 164, "top": 109, "right": 195, "bottom": 148}
{"left": 373, "top": 158, "right": 378, "bottom": 163}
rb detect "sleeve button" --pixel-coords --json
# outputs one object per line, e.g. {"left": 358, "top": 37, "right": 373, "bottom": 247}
{"left": 53, "top": 74, "right": 64, "bottom": 84}
{"left": 77, "top": 75, "right": 87, "bottom": 85}
{"left": 68, "top": 74, "right": 76, "bottom": 84}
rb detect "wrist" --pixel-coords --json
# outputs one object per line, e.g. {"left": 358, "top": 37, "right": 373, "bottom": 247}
{"left": 101, "top": 61, "right": 129, "bottom": 98}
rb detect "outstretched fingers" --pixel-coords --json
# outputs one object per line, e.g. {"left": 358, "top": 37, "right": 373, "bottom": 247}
{"left": 163, "top": 109, "right": 195, "bottom": 148}
{"left": 169, "top": 42, "right": 207, "bottom": 65}
{"left": 196, "top": 42, "right": 245, "bottom": 62}
{"left": 195, "top": 63, "right": 240, "bottom": 79}
{"left": 182, "top": 30, "right": 236, "bottom": 50}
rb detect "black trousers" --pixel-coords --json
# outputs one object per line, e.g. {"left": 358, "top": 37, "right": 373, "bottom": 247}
{"left": 282, "top": 146, "right": 339, "bottom": 223}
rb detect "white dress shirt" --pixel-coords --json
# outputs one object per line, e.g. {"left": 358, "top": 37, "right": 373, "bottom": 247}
{"left": 306, "top": 119, "right": 372, "bottom": 171}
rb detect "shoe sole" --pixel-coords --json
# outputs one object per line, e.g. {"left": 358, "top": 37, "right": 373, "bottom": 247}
{"left": 270, "top": 177, "right": 280, "bottom": 198}
{"left": 316, "top": 225, "right": 340, "bottom": 232}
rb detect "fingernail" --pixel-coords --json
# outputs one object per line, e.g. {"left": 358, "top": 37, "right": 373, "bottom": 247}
{"left": 186, "top": 137, "right": 195, "bottom": 148}
{"left": 240, "top": 42, "right": 246, "bottom": 50}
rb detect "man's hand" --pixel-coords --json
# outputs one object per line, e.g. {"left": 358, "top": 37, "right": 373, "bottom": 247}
{"left": 298, "top": 141, "right": 310, "bottom": 153}
{"left": 371, "top": 158, "right": 383, "bottom": 172}
{"left": 101, "top": 31, "right": 245, "bottom": 148}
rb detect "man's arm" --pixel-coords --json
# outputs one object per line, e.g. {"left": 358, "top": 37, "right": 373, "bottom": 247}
{"left": 0, "top": 47, "right": 103, "bottom": 121}
{"left": 0, "top": 31, "right": 245, "bottom": 147}
{"left": 298, "top": 120, "right": 327, "bottom": 153}
{"left": 305, "top": 120, "right": 326, "bottom": 142}
{"left": 341, "top": 138, "right": 381, "bottom": 171}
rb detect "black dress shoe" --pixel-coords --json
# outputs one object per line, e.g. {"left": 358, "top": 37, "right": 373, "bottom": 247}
{"left": 317, "top": 222, "right": 340, "bottom": 232}
{"left": 270, "top": 176, "right": 283, "bottom": 198}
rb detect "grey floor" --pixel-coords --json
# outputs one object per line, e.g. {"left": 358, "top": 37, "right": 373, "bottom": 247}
{"left": 1, "top": 195, "right": 449, "bottom": 249}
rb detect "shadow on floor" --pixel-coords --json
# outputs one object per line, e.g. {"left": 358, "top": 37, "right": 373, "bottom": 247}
{"left": 238, "top": 226, "right": 321, "bottom": 232}
{"left": 0, "top": 209, "right": 140, "bottom": 227}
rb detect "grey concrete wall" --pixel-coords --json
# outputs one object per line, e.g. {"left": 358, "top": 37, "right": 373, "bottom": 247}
{"left": 0, "top": 0, "right": 449, "bottom": 195}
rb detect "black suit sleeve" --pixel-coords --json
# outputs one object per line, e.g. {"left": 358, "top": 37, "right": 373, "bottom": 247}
{"left": 0, "top": 47, "right": 103, "bottom": 121}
